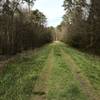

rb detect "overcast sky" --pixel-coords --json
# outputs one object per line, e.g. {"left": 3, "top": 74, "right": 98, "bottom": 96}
{"left": 34, "top": 0, "right": 64, "bottom": 27}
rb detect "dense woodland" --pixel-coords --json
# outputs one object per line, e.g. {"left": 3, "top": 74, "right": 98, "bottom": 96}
{"left": 0, "top": 0, "right": 53, "bottom": 55}
{"left": 58, "top": 0, "right": 100, "bottom": 54}
{"left": 0, "top": 1, "right": 100, "bottom": 100}
{"left": 0, "top": 0, "right": 100, "bottom": 56}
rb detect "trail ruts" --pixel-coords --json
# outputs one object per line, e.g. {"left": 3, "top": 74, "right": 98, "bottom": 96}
{"left": 31, "top": 49, "right": 54, "bottom": 100}
{"left": 61, "top": 49, "right": 100, "bottom": 100}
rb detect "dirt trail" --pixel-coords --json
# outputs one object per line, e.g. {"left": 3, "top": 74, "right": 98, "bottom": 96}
{"left": 61, "top": 49, "right": 100, "bottom": 100}
{"left": 31, "top": 49, "right": 54, "bottom": 100}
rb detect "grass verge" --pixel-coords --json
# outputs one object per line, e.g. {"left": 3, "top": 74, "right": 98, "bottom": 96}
{"left": 61, "top": 42, "right": 100, "bottom": 94}
{"left": 0, "top": 45, "right": 52, "bottom": 100}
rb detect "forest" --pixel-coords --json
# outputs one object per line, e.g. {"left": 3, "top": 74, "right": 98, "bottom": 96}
{"left": 0, "top": 0, "right": 53, "bottom": 56}
{"left": 0, "top": 0, "right": 100, "bottom": 56}
{"left": 0, "top": 0, "right": 100, "bottom": 100}
{"left": 58, "top": 0, "right": 100, "bottom": 55}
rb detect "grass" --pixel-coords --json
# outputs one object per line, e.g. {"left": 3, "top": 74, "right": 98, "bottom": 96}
{"left": 0, "top": 44, "right": 52, "bottom": 100}
{"left": 0, "top": 42, "right": 100, "bottom": 100}
{"left": 47, "top": 44, "right": 87, "bottom": 100}
{"left": 60, "top": 42, "right": 100, "bottom": 93}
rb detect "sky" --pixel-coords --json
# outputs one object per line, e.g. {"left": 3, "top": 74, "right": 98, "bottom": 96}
{"left": 34, "top": 0, "right": 65, "bottom": 27}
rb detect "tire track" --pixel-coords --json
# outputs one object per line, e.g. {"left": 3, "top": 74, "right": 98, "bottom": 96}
{"left": 31, "top": 49, "right": 54, "bottom": 100}
{"left": 61, "top": 49, "right": 100, "bottom": 100}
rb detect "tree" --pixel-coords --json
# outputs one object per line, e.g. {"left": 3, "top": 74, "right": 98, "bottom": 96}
{"left": 61, "top": 0, "right": 100, "bottom": 54}
{"left": 23, "top": 0, "right": 36, "bottom": 14}
{"left": 0, "top": 0, "right": 52, "bottom": 55}
{"left": 31, "top": 9, "right": 47, "bottom": 25}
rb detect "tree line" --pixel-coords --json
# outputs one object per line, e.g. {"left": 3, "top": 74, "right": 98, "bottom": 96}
{"left": 58, "top": 0, "right": 100, "bottom": 54}
{"left": 0, "top": 0, "right": 53, "bottom": 55}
